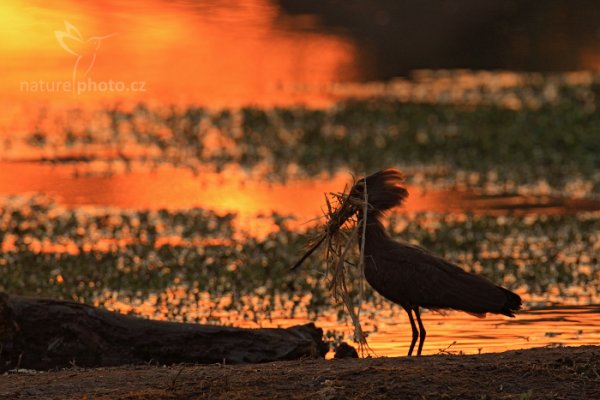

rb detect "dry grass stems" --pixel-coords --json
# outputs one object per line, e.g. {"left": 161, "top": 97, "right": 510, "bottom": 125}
{"left": 293, "top": 176, "right": 374, "bottom": 356}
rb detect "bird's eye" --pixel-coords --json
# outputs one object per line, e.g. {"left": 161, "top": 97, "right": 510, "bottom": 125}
{"left": 351, "top": 181, "right": 366, "bottom": 197}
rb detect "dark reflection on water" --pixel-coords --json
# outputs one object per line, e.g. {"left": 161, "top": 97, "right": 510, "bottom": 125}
{"left": 279, "top": 0, "right": 600, "bottom": 78}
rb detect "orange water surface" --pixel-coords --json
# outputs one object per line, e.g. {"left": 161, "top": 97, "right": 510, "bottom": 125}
{"left": 101, "top": 289, "right": 600, "bottom": 357}
{"left": 2, "top": 161, "right": 598, "bottom": 237}
{"left": 1, "top": 0, "right": 357, "bottom": 108}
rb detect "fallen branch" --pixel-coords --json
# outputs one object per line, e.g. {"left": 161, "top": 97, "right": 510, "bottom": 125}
{"left": 0, "top": 293, "right": 327, "bottom": 371}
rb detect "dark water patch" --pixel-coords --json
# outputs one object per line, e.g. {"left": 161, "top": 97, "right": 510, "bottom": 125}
{"left": 280, "top": 1, "right": 600, "bottom": 77}
{"left": 452, "top": 195, "right": 600, "bottom": 215}
{"left": 505, "top": 317, "right": 579, "bottom": 325}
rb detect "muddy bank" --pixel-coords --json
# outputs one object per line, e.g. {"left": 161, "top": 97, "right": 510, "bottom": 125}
{"left": 1, "top": 346, "right": 598, "bottom": 399}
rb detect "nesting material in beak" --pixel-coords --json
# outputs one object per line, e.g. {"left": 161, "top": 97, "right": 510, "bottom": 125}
{"left": 323, "top": 179, "right": 372, "bottom": 355}
{"left": 290, "top": 176, "right": 373, "bottom": 354}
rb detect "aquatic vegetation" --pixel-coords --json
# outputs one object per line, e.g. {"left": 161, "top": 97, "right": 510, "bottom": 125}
{"left": 1, "top": 196, "right": 598, "bottom": 324}
{"left": 4, "top": 72, "right": 600, "bottom": 196}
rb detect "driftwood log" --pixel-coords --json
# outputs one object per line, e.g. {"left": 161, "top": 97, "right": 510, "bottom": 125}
{"left": 0, "top": 293, "right": 327, "bottom": 371}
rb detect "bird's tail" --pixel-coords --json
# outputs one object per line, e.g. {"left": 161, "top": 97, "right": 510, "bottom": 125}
{"left": 499, "top": 287, "right": 522, "bottom": 317}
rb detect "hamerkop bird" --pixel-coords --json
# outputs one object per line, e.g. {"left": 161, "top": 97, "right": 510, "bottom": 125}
{"left": 293, "top": 169, "right": 522, "bottom": 356}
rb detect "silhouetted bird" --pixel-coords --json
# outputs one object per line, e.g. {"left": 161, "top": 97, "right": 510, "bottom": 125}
{"left": 347, "top": 169, "right": 522, "bottom": 356}
{"left": 292, "top": 169, "right": 523, "bottom": 356}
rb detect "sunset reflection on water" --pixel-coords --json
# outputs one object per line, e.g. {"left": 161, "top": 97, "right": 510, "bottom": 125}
{"left": 1, "top": 0, "right": 357, "bottom": 106}
{"left": 98, "top": 287, "right": 600, "bottom": 357}
{"left": 2, "top": 162, "right": 598, "bottom": 237}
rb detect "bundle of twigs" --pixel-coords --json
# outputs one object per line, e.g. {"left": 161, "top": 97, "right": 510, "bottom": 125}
{"left": 291, "top": 177, "right": 373, "bottom": 355}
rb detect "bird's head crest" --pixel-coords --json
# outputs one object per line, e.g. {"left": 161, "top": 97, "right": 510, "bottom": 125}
{"left": 350, "top": 168, "right": 409, "bottom": 212}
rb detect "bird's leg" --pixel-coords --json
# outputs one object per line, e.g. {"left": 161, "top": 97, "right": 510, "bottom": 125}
{"left": 414, "top": 307, "right": 426, "bottom": 356}
{"left": 405, "top": 308, "right": 419, "bottom": 357}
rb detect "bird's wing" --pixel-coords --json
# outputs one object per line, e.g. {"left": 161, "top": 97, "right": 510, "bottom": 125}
{"left": 372, "top": 244, "right": 512, "bottom": 315}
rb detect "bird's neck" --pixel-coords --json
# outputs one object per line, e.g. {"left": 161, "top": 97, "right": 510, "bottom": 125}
{"left": 358, "top": 211, "right": 390, "bottom": 246}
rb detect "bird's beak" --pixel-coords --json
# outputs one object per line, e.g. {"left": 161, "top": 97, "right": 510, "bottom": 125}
{"left": 325, "top": 196, "right": 360, "bottom": 235}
